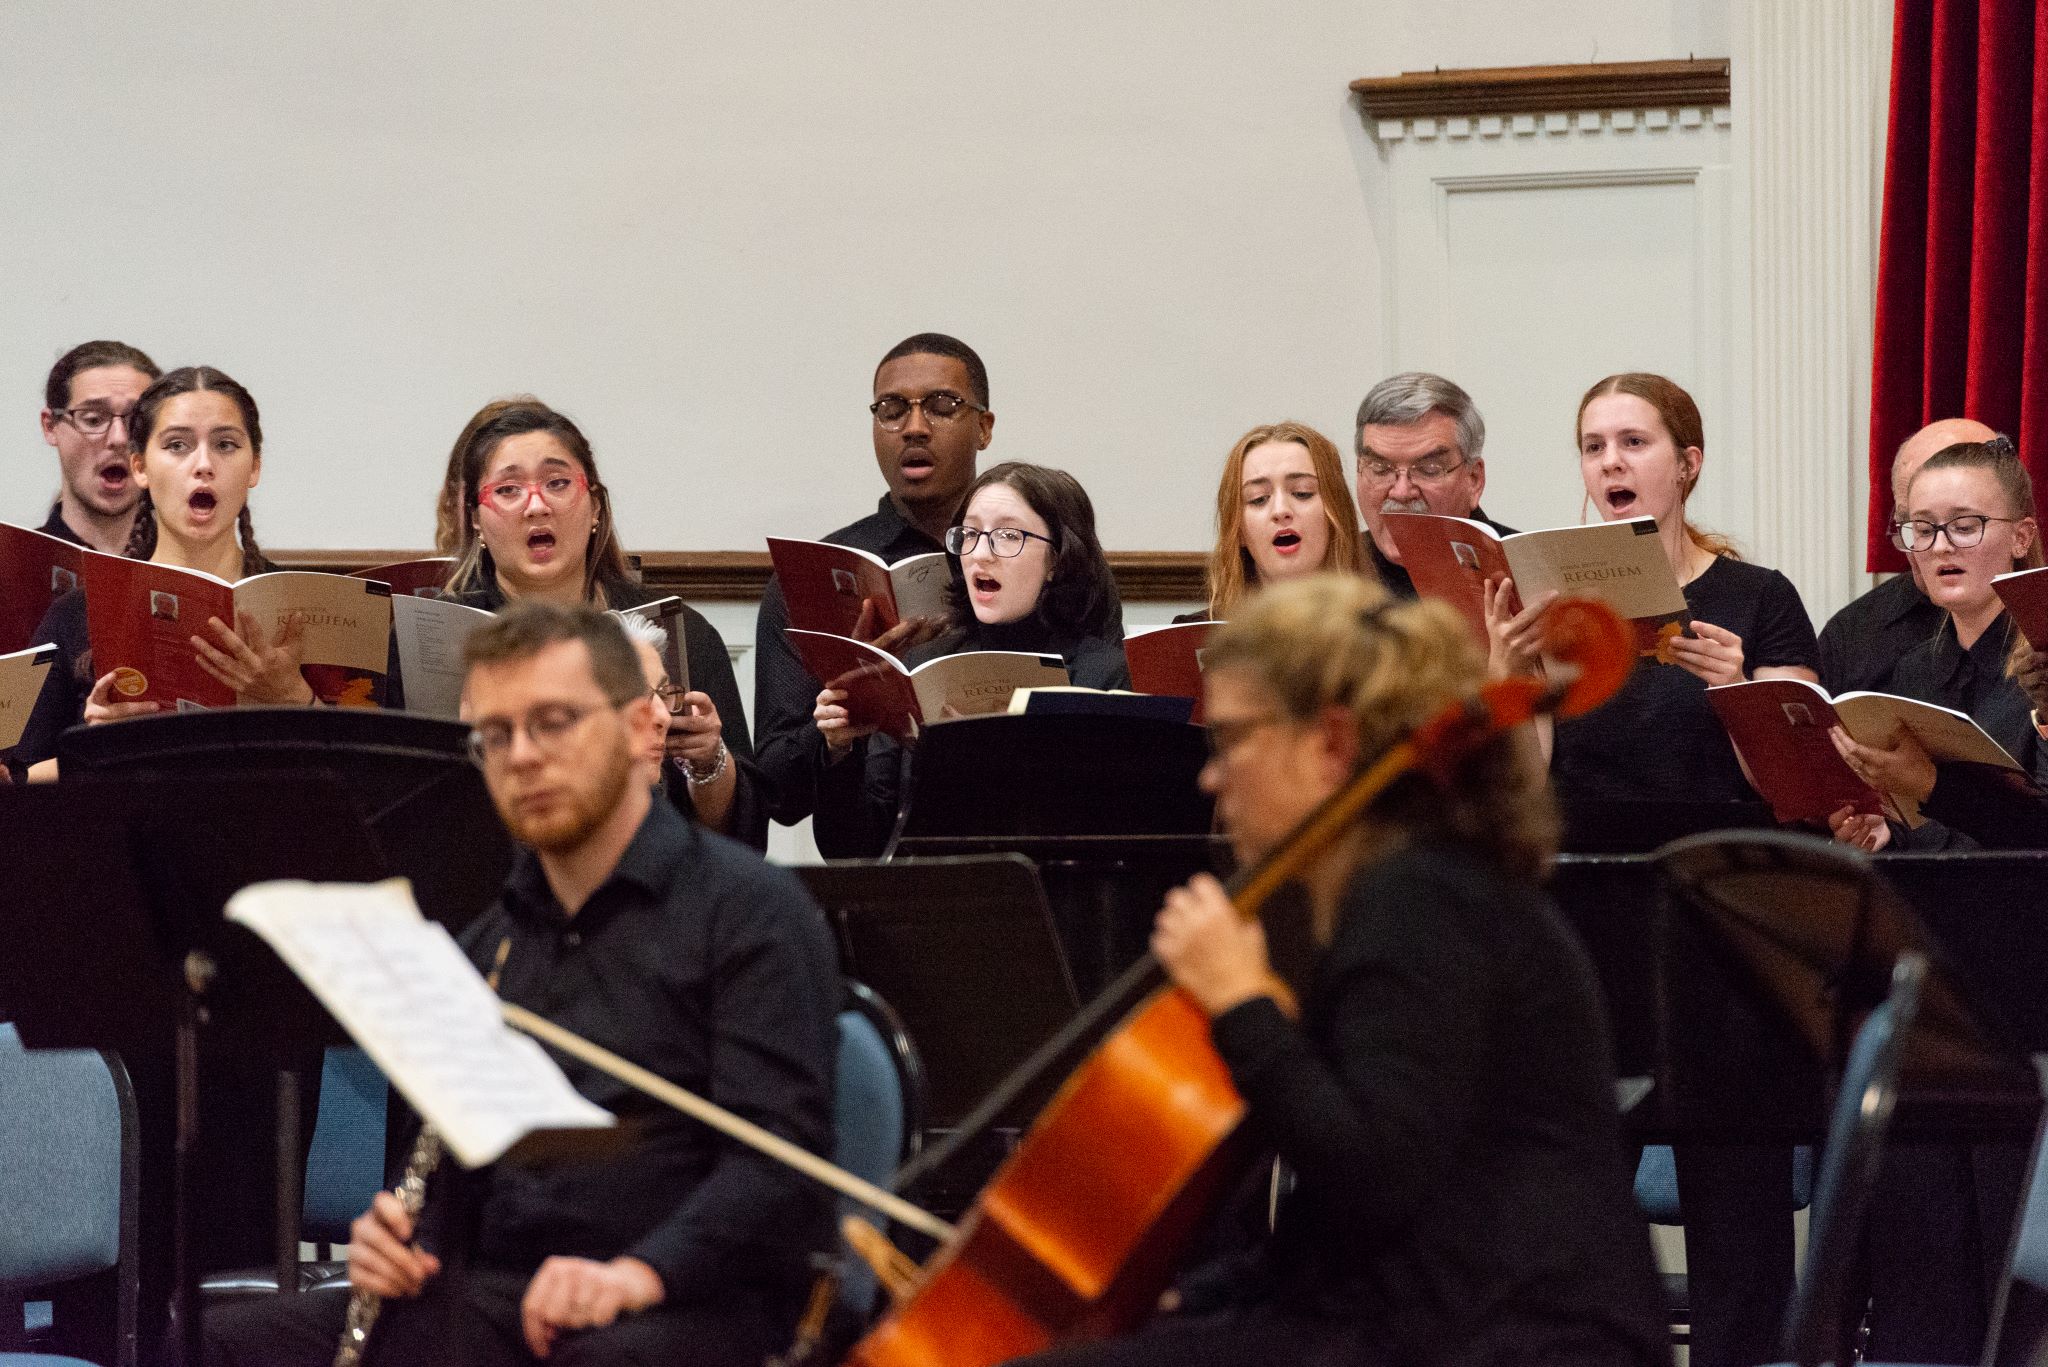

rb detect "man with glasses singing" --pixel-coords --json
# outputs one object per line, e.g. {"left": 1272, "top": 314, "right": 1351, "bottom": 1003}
{"left": 1816, "top": 417, "right": 1997, "bottom": 694}
{"left": 1353, "top": 371, "right": 1515, "bottom": 598}
{"left": 206, "top": 601, "right": 838, "bottom": 1367}
{"left": 751, "top": 332, "right": 994, "bottom": 838}
{"left": 35, "top": 339, "right": 160, "bottom": 552}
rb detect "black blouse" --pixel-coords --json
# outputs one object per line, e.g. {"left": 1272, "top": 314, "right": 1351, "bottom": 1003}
{"left": 1889, "top": 613, "right": 2048, "bottom": 850}
{"left": 1552, "top": 555, "right": 1819, "bottom": 807}
{"left": 1201, "top": 840, "right": 1668, "bottom": 1363}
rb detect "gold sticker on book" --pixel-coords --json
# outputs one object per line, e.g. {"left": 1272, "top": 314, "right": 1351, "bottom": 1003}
{"left": 112, "top": 667, "right": 149, "bottom": 697}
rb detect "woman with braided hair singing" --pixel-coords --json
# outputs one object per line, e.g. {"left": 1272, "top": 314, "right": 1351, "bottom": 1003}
{"left": 15, "top": 364, "right": 315, "bottom": 779}
{"left": 1004, "top": 573, "right": 1665, "bottom": 1367}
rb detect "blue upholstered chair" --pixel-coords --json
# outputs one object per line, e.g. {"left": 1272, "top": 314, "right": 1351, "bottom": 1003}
{"left": 832, "top": 981, "right": 925, "bottom": 1324}
{"left": 0, "top": 1023, "right": 140, "bottom": 1367}
{"left": 199, "top": 1046, "right": 388, "bottom": 1302}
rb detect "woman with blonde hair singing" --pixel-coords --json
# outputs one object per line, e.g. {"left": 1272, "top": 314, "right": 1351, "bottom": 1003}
{"left": 1181, "top": 421, "right": 1371, "bottom": 622}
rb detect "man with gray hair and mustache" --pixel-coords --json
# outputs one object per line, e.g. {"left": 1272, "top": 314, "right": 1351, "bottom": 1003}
{"left": 1353, "top": 372, "right": 1516, "bottom": 597}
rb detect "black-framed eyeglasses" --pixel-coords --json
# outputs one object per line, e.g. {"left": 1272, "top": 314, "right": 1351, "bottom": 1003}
{"left": 869, "top": 391, "right": 987, "bottom": 431}
{"left": 50, "top": 405, "right": 131, "bottom": 438}
{"left": 944, "top": 525, "right": 1054, "bottom": 558}
{"left": 467, "top": 700, "right": 616, "bottom": 766}
{"left": 1889, "top": 514, "right": 2020, "bottom": 552}
{"left": 1356, "top": 453, "right": 1469, "bottom": 483}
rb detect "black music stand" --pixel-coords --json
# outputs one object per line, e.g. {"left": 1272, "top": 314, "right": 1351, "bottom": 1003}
{"left": 889, "top": 714, "right": 1222, "bottom": 998}
{"left": 1561, "top": 798, "right": 1778, "bottom": 855}
{"left": 0, "top": 776, "right": 390, "bottom": 1367}
{"left": 799, "top": 855, "right": 1079, "bottom": 1132}
{"left": 58, "top": 707, "right": 511, "bottom": 934}
{"left": 1651, "top": 830, "right": 2041, "bottom": 1141}
{"left": 27, "top": 708, "right": 509, "bottom": 1364}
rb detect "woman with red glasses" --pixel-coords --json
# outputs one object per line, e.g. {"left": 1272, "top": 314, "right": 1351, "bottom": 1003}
{"left": 440, "top": 399, "right": 764, "bottom": 847}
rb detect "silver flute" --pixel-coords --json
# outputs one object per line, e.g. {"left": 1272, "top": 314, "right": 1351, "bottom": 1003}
{"left": 332, "top": 1126, "right": 443, "bottom": 1367}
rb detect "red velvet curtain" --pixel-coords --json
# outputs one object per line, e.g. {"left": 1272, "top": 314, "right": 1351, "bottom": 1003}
{"left": 1867, "top": 0, "right": 2048, "bottom": 570}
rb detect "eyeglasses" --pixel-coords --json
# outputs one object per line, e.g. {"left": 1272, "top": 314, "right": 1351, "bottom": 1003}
{"left": 1356, "top": 453, "right": 1469, "bottom": 484}
{"left": 477, "top": 473, "right": 591, "bottom": 514}
{"left": 50, "top": 405, "right": 131, "bottom": 438}
{"left": 869, "top": 391, "right": 987, "bottom": 431}
{"left": 1889, "top": 514, "right": 2020, "bottom": 552}
{"left": 466, "top": 701, "right": 614, "bottom": 766}
{"left": 944, "top": 525, "right": 1054, "bottom": 558}
{"left": 1206, "top": 712, "right": 1282, "bottom": 758}
{"left": 652, "top": 681, "right": 689, "bottom": 716}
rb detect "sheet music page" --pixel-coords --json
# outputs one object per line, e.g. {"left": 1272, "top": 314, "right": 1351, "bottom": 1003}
{"left": 227, "top": 878, "right": 613, "bottom": 1167}
{"left": 392, "top": 595, "right": 495, "bottom": 720}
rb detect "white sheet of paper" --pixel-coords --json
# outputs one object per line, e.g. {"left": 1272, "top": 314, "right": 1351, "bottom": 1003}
{"left": 227, "top": 878, "right": 612, "bottom": 1167}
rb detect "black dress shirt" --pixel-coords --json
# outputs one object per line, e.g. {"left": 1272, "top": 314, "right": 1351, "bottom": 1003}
{"left": 431, "top": 798, "right": 839, "bottom": 1299}
{"left": 811, "top": 616, "right": 1131, "bottom": 858}
{"left": 752, "top": 496, "right": 945, "bottom": 826}
{"left": 1203, "top": 840, "right": 1668, "bottom": 1363}
{"left": 1365, "top": 506, "right": 1516, "bottom": 600}
{"left": 39, "top": 500, "right": 87, "bottom": 548}
{"left": 445, "top": 577, "right": 768, "bottom": 851}
{"left": 1889, "top": 614, "right": 2048, "bottom": 850}
{"left": 1817, "top": 573, "right": 1945, "bottom": 695}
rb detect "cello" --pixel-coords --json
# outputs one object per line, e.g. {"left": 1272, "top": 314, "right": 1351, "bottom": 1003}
{"left": 841, "top": 597, "right": 1635, "bottom": 1367}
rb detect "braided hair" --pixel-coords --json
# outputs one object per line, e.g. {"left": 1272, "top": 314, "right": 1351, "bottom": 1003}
{"left": 120, "top": 366, "right": 273, "bottom": 576}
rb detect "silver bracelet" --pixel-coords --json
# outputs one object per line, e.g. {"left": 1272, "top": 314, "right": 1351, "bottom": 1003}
{"left": 682, "top": 739, "right": 729, "bottom": 788}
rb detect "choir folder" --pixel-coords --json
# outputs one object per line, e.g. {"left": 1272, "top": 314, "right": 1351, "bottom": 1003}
{"left": 0, "top": 520, "right": 84, "bottom": 655}
{"left": 0, "top": 644, "right": 56, "bottom": 752}
{"left": 768, "top": 537, "right": 951, "bottom": 636}
{"left": 1708, "top": 677, "right": 2032, "bottom": 826}
{"left": 1993, "top": 566, "right": 2048, "bottom": 649}
{"left": 785, "top": 629, "right": 1068, "bottom": 741}
{"left": 1385, "top": 512, "right": 1689, "bottom": 655}
{"left": 83, "top": 557, "right": 394, "bottom": 709}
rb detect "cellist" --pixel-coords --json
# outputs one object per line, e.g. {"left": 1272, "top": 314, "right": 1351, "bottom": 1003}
{"left": 1007, "top": 573, "right": 1666, "bottom": 1367}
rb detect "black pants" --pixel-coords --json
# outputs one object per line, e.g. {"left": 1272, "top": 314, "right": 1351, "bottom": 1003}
{"left": 202, "top": 1266, "right": 795, "bottom": 1367}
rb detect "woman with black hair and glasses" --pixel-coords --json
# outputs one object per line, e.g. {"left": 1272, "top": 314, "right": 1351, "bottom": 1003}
{"left": 809, "top": 461, "right": 1128, "bottom": 856}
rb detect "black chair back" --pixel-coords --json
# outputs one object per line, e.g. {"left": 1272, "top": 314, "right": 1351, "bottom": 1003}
{"left": 1780, "top": 953, "right": 1926, "bottom": 1367}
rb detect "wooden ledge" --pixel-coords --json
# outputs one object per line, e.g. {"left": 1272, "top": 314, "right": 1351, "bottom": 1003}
{"left": 270, "top": 549, "right": 1209, "bottom": 603}
{"left": 1350, "top": 58, "right": 1730, "bottom": 122}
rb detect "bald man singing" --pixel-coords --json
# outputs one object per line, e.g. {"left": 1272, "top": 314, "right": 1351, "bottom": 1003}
{"left": 1817, "top": 417, "right": 2001, "bottom": 694}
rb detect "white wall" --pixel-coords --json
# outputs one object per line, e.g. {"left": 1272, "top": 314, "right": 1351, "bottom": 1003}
{"left": 2, "top": 0, "right": 1726, "bottom": 560}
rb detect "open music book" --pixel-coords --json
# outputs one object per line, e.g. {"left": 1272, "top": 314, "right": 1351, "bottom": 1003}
{"left": 226, "top": 878, "right": 612, "bottom": 1168}
{"left": 394, "top": 594, "right": 691, "bottom": 721}
{"left": 0, "top": 521, "right": 85, "bottom": 655}
{"left": 1384, "top": 512, "right": 1689, "bottom": 656}
{"left": 767, "top": 537, "right": 951, "bottom": 636}
{"left": 83, "top": 557, "right": 394, "bottom": 709}
{"left": 785, "top": 629, "right": 1068, "bottom": 741}
{"left": 1708, "top": 678, "right": 2031, "bottom": 827}
{"left": 0, "top": 644, "right": 56, "bottom": 752}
